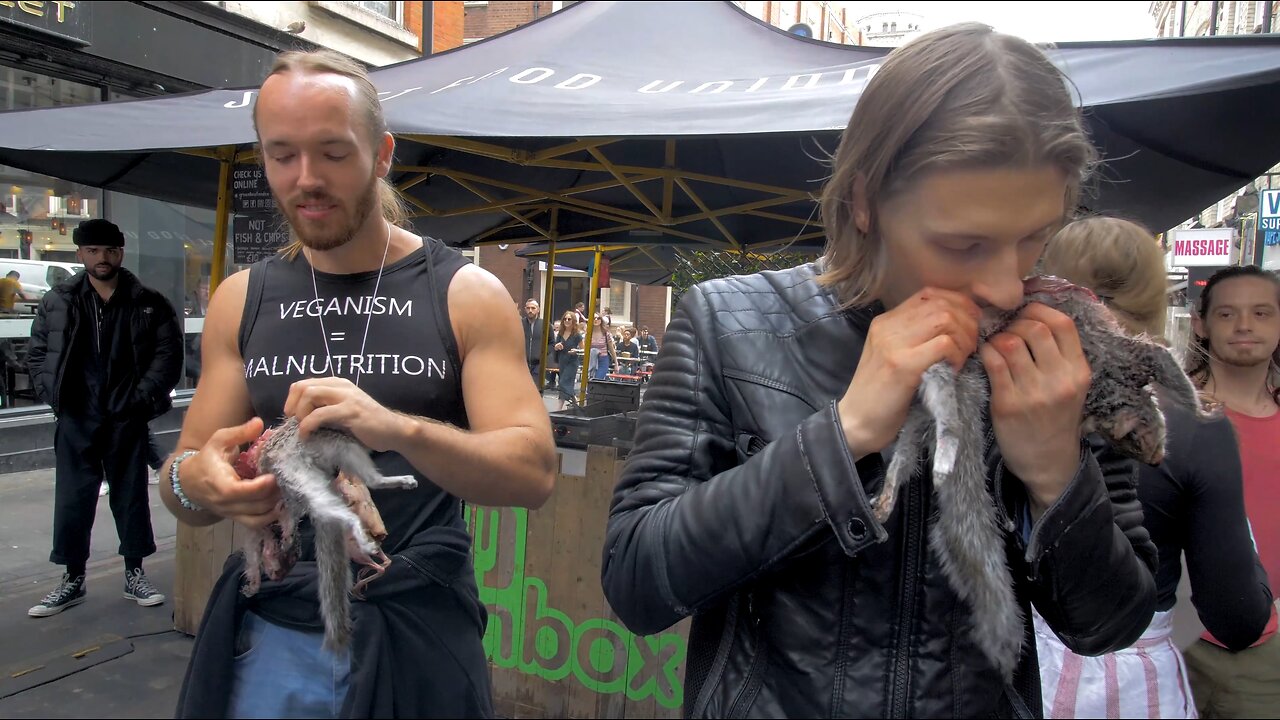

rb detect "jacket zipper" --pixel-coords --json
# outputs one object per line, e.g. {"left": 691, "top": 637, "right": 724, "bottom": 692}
{"left": 889, "top": 466, "right": 924, "bottom": 716}
{"left": 888, "top": 424, "right": 1000, "bottom": 716}
{"left": 727, "top": 592, "right": 766, "bottom": 718}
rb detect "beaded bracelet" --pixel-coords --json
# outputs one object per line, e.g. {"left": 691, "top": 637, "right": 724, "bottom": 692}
{"left": 170, "top": 450, "right": 203, "bottom": 512}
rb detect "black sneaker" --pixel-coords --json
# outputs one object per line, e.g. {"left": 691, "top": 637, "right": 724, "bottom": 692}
{"left": 28, "top": 573, "right": 86, "bottom": 618}
{"left": 123, "top": 568, "right": 165, "bottom": 607}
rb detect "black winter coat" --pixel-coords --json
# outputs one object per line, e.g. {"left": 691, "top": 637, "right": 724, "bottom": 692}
{"left": 601, "top": 264, "right": 1158, "bottom": 718}
{"left": 26, "top": 268, "right": 183, "bottom": 420}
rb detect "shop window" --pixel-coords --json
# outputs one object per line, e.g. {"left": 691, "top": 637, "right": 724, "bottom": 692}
{"left": 347, "top": 1, "right": 402, "bottom": 24}
{"left": 0, "top": 65, "right": 220, "bottom": 411}
{"left": 107, "top": 191, "right": 221, "bottom": 391}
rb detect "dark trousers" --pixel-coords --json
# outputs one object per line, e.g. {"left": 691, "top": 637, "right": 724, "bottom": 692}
{"left": 146, "top": 428, "right": 164, "bottom": 471}
{"left": 527, "top": 359, "right": 541, "bottom": 388}
{"left": 51, "top": 414, "right": 157, "bottom": 567}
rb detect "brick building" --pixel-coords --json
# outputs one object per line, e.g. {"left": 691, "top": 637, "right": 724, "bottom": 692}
{"left": 464, "top": 0, "right": 557, "bottom": 40}
{"left": 734, "top": 1, "right": 863, "bottom": 44}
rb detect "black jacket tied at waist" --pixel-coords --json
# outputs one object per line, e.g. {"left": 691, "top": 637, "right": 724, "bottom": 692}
{"left": 176, "top": 525, "right": 493, "bottom": 719}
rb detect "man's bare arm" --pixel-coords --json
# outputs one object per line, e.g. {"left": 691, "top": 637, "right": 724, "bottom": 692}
{"left": 403, "top": 265, "right": 557, "bottom": 507}
{"left": 288, "top": 264, "right": 558, "bottom": 509}
{"left": 158, "top": 270, "right": 280, "bottom": 528}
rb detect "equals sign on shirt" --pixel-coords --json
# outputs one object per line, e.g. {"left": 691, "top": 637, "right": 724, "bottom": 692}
{"left": 329, "top": 331, "right": 346, "bottom": 342}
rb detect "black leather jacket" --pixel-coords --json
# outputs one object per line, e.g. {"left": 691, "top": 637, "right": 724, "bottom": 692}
{"left": 601, "top": 264, "right": 1157, "bottom": 718}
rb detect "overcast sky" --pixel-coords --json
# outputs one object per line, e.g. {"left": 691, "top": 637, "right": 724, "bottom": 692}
{"left": 847, "top": 2, "right": 1158, "bottom": 43}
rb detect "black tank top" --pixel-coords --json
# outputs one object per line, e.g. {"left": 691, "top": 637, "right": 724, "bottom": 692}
{"left": 238, "top": 236, "right": 471, "bottom": 554}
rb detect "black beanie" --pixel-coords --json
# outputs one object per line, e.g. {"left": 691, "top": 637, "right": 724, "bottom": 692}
{"left": 72, "top": 219, "right": 125, "bottom": 247}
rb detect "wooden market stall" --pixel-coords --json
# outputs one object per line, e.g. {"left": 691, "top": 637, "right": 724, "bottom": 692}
{"left": 173, "top": 445, "right": 690, "bottom": 719}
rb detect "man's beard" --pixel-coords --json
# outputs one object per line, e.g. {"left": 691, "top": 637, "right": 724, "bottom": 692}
{"left": 279, "top": 178, "right": 378, "bottom": 252}
{"left": 1214, "top": 343, "right": 1278, "bottom": 370}
{"left": 88, "top": 264, "right": 120, "bottom": 281}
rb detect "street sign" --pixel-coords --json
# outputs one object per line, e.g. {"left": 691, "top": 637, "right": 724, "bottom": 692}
{"left": 231, "top": 165, "right": 274, "bottom": 214}
{"left": 232, "top": 214, "right": 289, "bottom": 264}
{"left": 1260, "top": 189, "right": 1280, "bottom": 249}
{"left": 0, "top": 0, "right": 91, "bottom": 46}
{"left": 1170, "top": 228, "right": 1236, "bottom": 267}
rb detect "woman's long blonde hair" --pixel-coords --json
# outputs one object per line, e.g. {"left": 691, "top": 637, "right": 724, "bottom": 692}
{"left": 818, "top": 23, "right": 1097, "bottom": 306}
{"left": 1042, "top": 217, "right": 1169, "bottom": 339}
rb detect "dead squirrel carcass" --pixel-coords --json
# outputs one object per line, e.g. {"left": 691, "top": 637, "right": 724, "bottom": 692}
{"left": 870, "top": 275, "right": 1211, "bottom": 680}
{"left": 233, "top": 416, "right": 417, "bottom": 651}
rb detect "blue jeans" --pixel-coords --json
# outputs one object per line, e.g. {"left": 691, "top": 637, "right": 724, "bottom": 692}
{"left": 589, "top": 348, "right": 610, "bottom": 379}
{"left": 228, "top": 610, "right": 352, "bottom": 719}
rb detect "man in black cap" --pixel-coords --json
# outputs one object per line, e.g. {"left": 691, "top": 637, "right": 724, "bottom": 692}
{"left": 24, "top": 219, "right": 183, "bottom": 617}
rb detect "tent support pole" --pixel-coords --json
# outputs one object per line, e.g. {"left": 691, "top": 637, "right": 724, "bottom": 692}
{"left": 210, "top": 147, "right": 234, "bottom": 295}
{"left": 538, "top": 208, "right": 559, "bottom": 395}
{"left": 579, "top": 244, "right": 604, "bottom": 406}
{"left": 662, "top": 140, "right": 676, "bottom": 219}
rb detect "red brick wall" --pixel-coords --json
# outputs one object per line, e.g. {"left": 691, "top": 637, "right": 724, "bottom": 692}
{"left": 464, "top": 0, "right": 555, "bottom": 40}
{"left": 404, "top": 1, "right": 424, "bottom": 51}
{"left": 634, "top": 284, "right": 670, "bottom": 344}
{"left": 478, "top": 243, "right": 534, "bottom": 306}
{"left": 431, "top": 2, "right": 464, "bottom": 52}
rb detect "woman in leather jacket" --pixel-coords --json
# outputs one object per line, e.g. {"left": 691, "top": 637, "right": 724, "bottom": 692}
{"left": 602, "top": 23, "right": 1158, "bottom": 719}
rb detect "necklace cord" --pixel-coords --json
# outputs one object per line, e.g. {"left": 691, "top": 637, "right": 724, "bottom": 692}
{"left": 307, "top": 222, "right": 393, "bottom": 389}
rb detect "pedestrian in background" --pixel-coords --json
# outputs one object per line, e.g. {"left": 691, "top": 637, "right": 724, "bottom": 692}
{"left": 1034, "top": 217, "right": 1272, "bottom": 718}
{"left": 25, "top": 218, "right": 183, "bottom": 618}
{"left": 1181, "top": 265, "right": 1280, "bottom": 718}
{"left": 520, "top": 298, "right": 543, "bottom": 386}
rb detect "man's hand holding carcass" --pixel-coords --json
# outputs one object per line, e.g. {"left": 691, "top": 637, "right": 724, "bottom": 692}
{"left": 180, "top": 417, "right": 281, "bottom": 529}
{"left": 285, "top": 377, "right": 408, "bottom": 452}
{"left": 838, "top": 288, "right": 980, "bottom": 459}
{"left": 980, "top": 302, "right": 1091, "bottom": 517}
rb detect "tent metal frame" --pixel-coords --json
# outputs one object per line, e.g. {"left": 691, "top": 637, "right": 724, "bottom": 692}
{"left": 391, "top": 135, "right": 824, "bottom": 251}
{"left": 187, "top": 135, "right": 826, "bottom": 404}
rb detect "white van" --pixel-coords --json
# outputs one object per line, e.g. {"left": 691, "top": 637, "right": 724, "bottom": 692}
{"left": 0, "top": 259, "right": 85, "bottom": 300}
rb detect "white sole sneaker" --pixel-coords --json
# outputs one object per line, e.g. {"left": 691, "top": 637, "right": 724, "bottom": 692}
{"left": 123, "top": 591, "right": 166, "bottom": 607}
{"left": 28, "top": 594, "right": 86, "bottom": 617}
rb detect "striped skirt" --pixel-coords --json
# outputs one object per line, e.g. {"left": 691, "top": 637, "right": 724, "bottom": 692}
{"left": 1034, "top": 609, "right": 1197, "bottom": 719}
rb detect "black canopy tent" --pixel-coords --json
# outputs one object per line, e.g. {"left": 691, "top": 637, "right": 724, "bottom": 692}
{"left": 1, "top": 1, "right": 1279, "bottom": 263}
{"left": 2, "top": 0, "right": 1280, "bottom": 392}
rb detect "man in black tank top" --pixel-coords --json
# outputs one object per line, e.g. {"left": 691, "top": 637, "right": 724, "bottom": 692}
{"left": 159, "top": 50, "right": 557, "bottom": 719}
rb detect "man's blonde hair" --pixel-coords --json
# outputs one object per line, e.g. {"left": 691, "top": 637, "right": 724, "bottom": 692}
{"left": 818, "top": 23, "right": 1097, "bottom": 306}
{"left": 1042, "top": 217, "right": 1169, "bottom": 338}
{"left": 252, "top": 49, "right": 409, "bottom": 259}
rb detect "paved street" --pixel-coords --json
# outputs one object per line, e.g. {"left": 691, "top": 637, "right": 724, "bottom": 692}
{"left": 0, "top": 468, "right": 188, "bottom": 719}
{"left": 0, "top": 398, "right": 593, "bottom": 719}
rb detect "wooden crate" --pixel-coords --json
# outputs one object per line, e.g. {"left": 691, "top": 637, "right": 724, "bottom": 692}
{"left": 173, "top": 445, "right": 690, "bottom": 719}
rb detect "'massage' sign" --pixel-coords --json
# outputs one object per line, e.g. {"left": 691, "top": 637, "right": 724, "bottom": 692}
{"left": 1171, "top": 228, "right": 1235, "bottom": 267}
